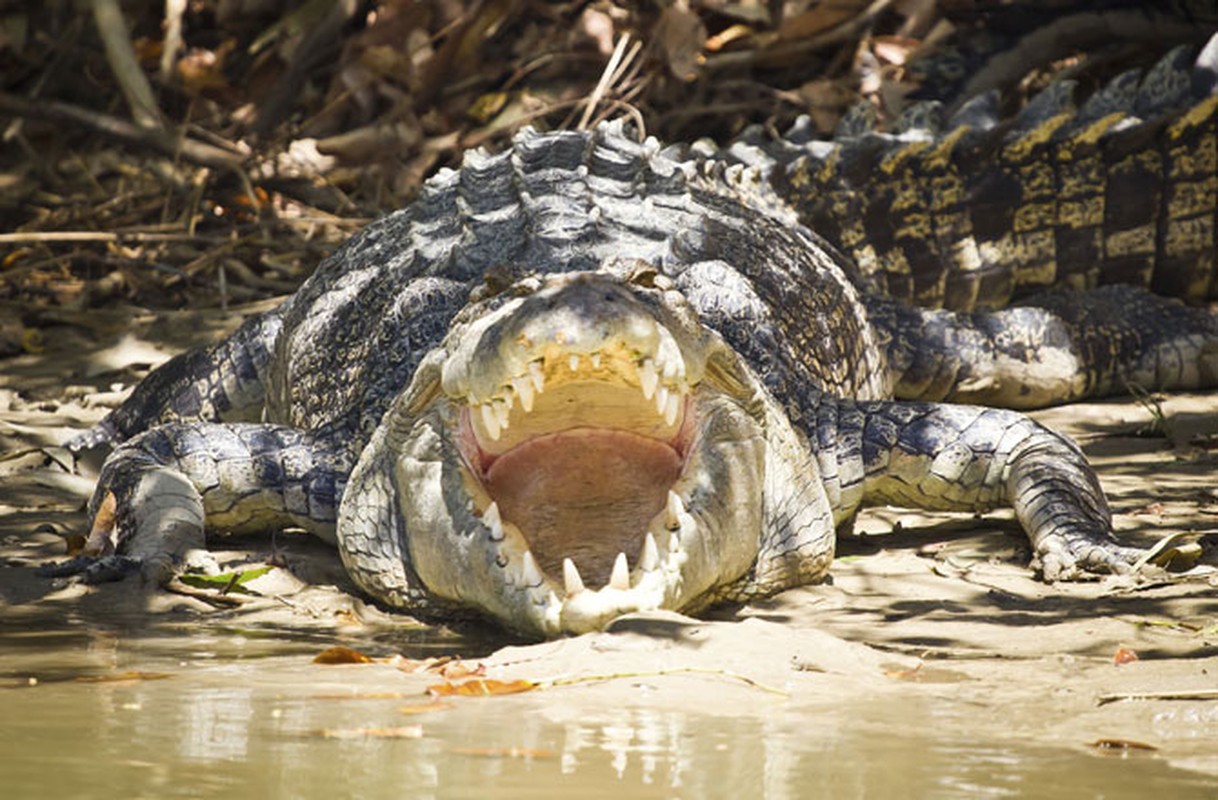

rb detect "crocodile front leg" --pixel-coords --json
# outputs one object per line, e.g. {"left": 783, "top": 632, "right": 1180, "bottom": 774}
{"left": 811, "top": 395, "right": 1139, "bottom": 580}
{"left": 50, "top": 422, "right": 348, "bottom": 585}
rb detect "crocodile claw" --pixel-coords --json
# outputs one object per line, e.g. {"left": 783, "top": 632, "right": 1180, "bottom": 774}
{"left": 1035, "top": 539, "right": 1143, "bottom": 582}
{"left": 36, "top": 553, "right": 142, "bottom": 583}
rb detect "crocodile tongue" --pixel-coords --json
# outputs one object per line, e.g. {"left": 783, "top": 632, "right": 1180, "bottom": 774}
{"left": 484, "top": 428, "right": 680, "bottom": 586}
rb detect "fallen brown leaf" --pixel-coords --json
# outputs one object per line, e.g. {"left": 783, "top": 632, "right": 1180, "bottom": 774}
{"left": 427, "top": 678, "right": 537, "bottom": 697}
{"left": 313, "top": 646, "right": 375, "bottom": 665}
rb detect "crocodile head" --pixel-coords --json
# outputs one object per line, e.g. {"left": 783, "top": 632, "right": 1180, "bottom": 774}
{"left": 338, "top": 261, "right": 830, "bottom": 637}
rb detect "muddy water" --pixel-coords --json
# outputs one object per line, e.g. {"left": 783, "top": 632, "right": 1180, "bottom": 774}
{"left": 2, "top": 618, "right": 1215, "bottom": 800}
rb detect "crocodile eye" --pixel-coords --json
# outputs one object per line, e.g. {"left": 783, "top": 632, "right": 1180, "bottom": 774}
{"left": 470, "top": 266, "right": 539, "bottom": 303}
{"left": 626, "top": 262, "right": 670, "bottom": 291}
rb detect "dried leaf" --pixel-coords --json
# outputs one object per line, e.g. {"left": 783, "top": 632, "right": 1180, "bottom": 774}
{"left": 313, "top": 646, "right": 375, "bottom": 665}
{"left": 577, "top": 7, "right": 615, "bottom": 56}
{"left": 176, "top": 41, "right": 236, "bottom": 96}
{"left": 437, "top": 660, "right": 486, "bottom": 680}
{"left": 1113, "top": 648, "right": 1139, "bottom": 666}
{"left": 871, "top": 35, "right": 920, "bottom": 66}
{"left": 2, "top": 248, "right": 28, "bottom": 269}
{"left": 467, "top": 92, "right": 509, "bottom": 124}
{"left": 778, "top": 0, "right": 870, "bottom": 40}
{"left": 391, "top": 654, "right": 450, "bottom": 673}
{"left": 656, "top": 4, "right": 707, "bottom": 80}
{"left": 427, "top": 678, "right": 537, "bottom": 697}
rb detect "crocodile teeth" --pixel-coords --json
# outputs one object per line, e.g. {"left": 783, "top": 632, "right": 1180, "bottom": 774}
{"left": 511, "top": 376, "right": 535, "bottom": 412}
{"left": 640, "top": 532, "right": 659, "bottom": 572}
{"left": 521, "top": 550, "right": 543, "bottom": 587}
{"left": 654, "top": 384, "right": 669, "bottom": 417}
{"left": 494, "top": 399, "right": 510, "bottom": 432}
{"left": 664, "top": 490, "right": 683, "bottom": 531}
{"left": 639, "top": 358, "right": 659, "bottom": 399}
{"left": 528, "top": 361, "right": 545, "bottom": 393}
{"left": 609, "top": 552, "right": 630, "bottom": 590}
{"left": 590, "top": 353, "right": 602, "bottom": 369}
{"left": 568, "top": 354, "right": 580, "bottom": 372}
{"left": 663, "top": 391, "right": 680, "bottom": 426}
{"left": 480, "top": 402, "right": 501, "bottom": 441}
{"left": 483, "top": 501, "right": 504, "bottom": 541}
{"left": 563, "top": 557, "right": 585, "bottom": 595}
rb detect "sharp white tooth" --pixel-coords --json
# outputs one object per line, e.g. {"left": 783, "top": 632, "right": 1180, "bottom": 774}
{"left": 665, "top": 490, "right": 684, "bottom": 531}
{"left": 640, "top": 532, "right": 659, "bottom": 571}
{"left": 483, "top": 501, "right": 504, "bottom": 541}
{"left": 664, "top": 392, "right": 680, "bottom": 426}
{"left": 511, "top": 376, "right": 535, "bottom": 413}
{"left": 501, "top": 390, "right": 513, "bottom": 412}
{"left": 639, "top": 358, "right": 659, "bottom": 399}
{"left": 480, "top": 402, "right": 501, "bottom": 440}
{"left": 529, "top": 361, "right": 545, "bottom": 393}
{"left": 522, "top": 550, "right": 543, "bottom": 587}
{"left": 662, "top": 357, "right": 678, "bottom": 381}
{"left": 655, "top": 384, "right": 669, "bottom": 417}
{"left": 563, "top": 558, "right": 585, "bottom": 595}
{"left": 668, "top": 532, "right": 681, "bottom": 552}
{"left": 609, "top": 552, "right": 630, "bottom": 590}
{"left": 494, "top": 399, "right": 510, "bottom": 432}
{"left": 568, "top": 354, "right": 580, "bottom": 372}
{"left": 591, "top": 353, "right": 602, "bottom": 369}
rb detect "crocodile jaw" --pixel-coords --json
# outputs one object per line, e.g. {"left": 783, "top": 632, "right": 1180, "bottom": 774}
{"left": 387, "top": 270, "right": 772, "bottom": 637}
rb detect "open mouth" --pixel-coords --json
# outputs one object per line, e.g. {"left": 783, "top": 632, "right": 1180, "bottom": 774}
{"left": 456, "top": 341, "right": 698, "bottom": 601}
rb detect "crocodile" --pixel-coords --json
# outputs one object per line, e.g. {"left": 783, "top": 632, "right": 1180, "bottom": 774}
{"left": 54, "top": 36, "right": 1218, "bottom": 637}
{"left": 729, "top": 34, "right": 1218, "bottom": 311}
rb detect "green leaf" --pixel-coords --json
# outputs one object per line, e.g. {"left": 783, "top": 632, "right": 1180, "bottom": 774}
{"left": 179, "top": 565, "right": 273, "bottom": 593}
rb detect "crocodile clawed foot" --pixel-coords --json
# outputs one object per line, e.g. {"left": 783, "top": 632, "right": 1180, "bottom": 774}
{"left": 1035, "top": 538, "right": 1144, "bottom": 582}
{"left": 36, "top": 553, "right": 143, "bottom": 583}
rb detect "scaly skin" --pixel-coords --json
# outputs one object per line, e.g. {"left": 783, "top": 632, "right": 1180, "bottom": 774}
{"left": 765, "top": 36, "right": 1218, "bottom": 309}
{"left": 58, "top": 38, "right": 1218, "bottom": 637}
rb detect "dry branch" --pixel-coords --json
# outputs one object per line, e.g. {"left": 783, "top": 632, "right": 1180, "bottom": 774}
{"left": 0, "top": 91, "right": 243, "bottom": 170}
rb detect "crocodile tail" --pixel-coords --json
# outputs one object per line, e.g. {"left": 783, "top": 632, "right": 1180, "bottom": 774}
{"left": 774, "top": 34, "right": 1218, "bottom": 311}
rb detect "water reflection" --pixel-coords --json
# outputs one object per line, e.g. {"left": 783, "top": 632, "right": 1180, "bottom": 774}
{"left": 2, "top": 630, "right": 1216, "bottom": 799}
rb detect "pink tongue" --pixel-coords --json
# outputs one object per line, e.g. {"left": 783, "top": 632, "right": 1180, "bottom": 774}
{"left": 484, "top": 428, "right": 680, "bottom": 586}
